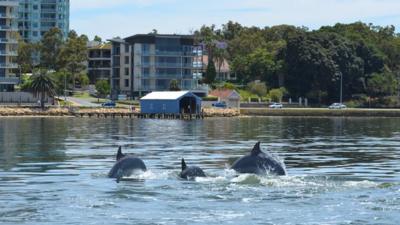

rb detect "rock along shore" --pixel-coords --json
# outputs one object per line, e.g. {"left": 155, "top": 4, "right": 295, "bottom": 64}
{"left": 0, "top": 107, "right": 240, "bottom": 118}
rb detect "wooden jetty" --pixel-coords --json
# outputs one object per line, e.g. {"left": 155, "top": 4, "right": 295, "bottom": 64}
{"left": 72, "top": 111, "right": 204, "bottom": 120}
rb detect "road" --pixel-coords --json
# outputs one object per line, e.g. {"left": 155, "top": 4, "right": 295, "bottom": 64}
{"left": 66, "top": 97, "right": 101, "bottom": 107}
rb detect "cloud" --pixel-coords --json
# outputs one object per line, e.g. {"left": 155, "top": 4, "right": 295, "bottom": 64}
{"left": 70, "top": 0, "right": 400, "bottom": 39}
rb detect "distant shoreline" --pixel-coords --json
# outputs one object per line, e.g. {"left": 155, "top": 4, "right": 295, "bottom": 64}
{"left": 1, "top": 107, "right": 400, "bottom": 118}
{"left": 240, "top": 108, "right": 400, "bottom": 117}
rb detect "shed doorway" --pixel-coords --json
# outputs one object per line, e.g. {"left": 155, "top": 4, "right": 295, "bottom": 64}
{"left": 179, "top": 96, "right": 198, "bottom": 114}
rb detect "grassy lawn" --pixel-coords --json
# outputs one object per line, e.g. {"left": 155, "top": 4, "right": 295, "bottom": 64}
{"left": 72, "top": 92, "right": 92, "bottom": 98}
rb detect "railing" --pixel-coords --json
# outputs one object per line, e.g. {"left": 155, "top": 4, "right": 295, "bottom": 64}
{"left": 0, "top": 76, "right": 19, "bottom": 84}
{"left": 0, "top": 63, "right": 18, "bottom": 68}
{"left": 139, "top": 62, "right": 194, "bottom": 68}
{"left": 0, "top": 51, "right": 17, "bottom": 56}
{"left": 0, "top": 13, "right": 17, "bottom": 18}
{"left": 0, "top": 25, "right": 18, "bottom": 31}
{"left": 0, "top": 38, "right": 18, "bottom": 43}
{"left": 0, "top": 0, "right": 19, "bottom": 6}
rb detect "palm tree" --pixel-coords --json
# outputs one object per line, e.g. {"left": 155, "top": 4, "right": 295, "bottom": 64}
{"left": 29, "top": 69, "right": 56, "bottom": 110}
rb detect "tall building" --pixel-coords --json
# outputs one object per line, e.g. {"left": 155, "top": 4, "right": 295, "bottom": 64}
{"left": 87, "top": 41, "right": 111, "bottom": 84}
{"left": 18, "top": 0, "right": 70, "bottom": 42}
{"left": 109, "top": 34, "right": 205, "bottom": 98}
{"left": 0, "top": 0, "right": 19, "bottom": 91}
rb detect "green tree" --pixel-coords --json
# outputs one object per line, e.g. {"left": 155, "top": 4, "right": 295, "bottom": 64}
{"left": 204, "top": 59, "right": 217, "bottom": 84}
{"left": 93, "top": 35, "right": 102, "bottom": 43}
{"left": 367, "top": 71, "right": 398, "bottom": 97}
{"left": 58, "top": 30, "right": 88, "bottom": 89}
{"left": 50, "top": 69, "right": 70, "bottom": 95}
{"left": 268, "top": 87, "right": 287, "bottom": 102}
{"left": 19, "top": 74, "right": 32, "bottom": 91}
{"left": 247, "top": 81, "right": 268, "bottom": 98}
{"left": 17, "top": 41, "right": 36, "bottom": 74}
{"left": 222, "top": 82, "right": 236, "bottom": 90}
{"left": 169, "top": 79, "right": 181, "bottom": 91}
{"left": 95, "top": 79, "right": 111, "bottom": 98}
{"left": 40, "top": 27, "right": 64, "bottom": 70}
{"left": 29, "top": 69, "right": 56, "bottom": 109}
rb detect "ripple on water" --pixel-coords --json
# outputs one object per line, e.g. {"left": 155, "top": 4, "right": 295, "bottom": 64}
{"left": 1, "top": 117, "right": 400, "bottom": 225}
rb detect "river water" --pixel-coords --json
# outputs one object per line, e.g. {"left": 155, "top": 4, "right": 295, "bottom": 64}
{"left": 0, "top": 117, "right": 399, "bottom": 225}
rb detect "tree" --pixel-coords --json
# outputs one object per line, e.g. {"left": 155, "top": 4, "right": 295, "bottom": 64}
{"left": 50, "top": 69, "right": 70, "bottom": 95}
{"left": 204, "top": 59, "right": 217, "bottom": 84}
{"left": 19, "top": 74, "right": 32, "bottom": 91}
{"left": 40, "top": 27, "right": 64, "bottom": 70}
{"left": 17, "top": 41, "right": 36, "bottom": 74}
{"left": 29, "top": 69, "right": 56, "bottom": 109}
{"left": 247, "top": 81, "right": 268, "bottom": 98}
{"left": 95, "top": 79, "right": 111, "bottom": 98}
{"left": 58, "top": 30, "right": 88, "bottom": 89}
{"left": 367, "top": 71, "right": 398, "bottom": 97}
{"left": 213, "top": 47, "right": 228, "bottom": 77}
{"left": 169, "top": 79, "right": 181, "bottom": 91}
{"left": 93, "top": 35, "right": 102, "bottom": 43}
{"left": 269, "top": 87, "right": 287, "bottom": 102}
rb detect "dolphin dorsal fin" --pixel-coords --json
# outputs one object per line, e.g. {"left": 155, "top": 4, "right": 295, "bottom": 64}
{"left": 116, "top": 146, "right": 125, "bottom": 161}
{"left": 181, "top": 158, "right": 187, "bottom": 171}
{"left": 251, "top": 142, "right": 262, "bottom": 156}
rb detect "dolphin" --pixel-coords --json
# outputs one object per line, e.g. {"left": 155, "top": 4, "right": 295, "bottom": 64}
{"left": 179, "top": 158, "right": 206, "bottom": 180}
{"left": 231, "top": 142, "right": 286, "bottom": 175}
{"left": 116, "top": 146, "right": 131, "bottom": 161}
{"left": 108, "top": 146, "right": 147, "bottom": 183}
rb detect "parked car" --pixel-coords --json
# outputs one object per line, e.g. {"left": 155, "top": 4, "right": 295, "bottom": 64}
{"left": 329, "top": 103, "right": 346, "bottom": 109}
{"left": 212, "top": 101, "right": 227, "bottom": 108}
{"left": 269, "top": 102, "right": 283, "bottom": 109}
{"left": 101, "top": 101, "right": 116, "bottom": 108}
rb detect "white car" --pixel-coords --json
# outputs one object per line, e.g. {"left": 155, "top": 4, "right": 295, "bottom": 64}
{"left": 329, "top": 103, "right": 347, "bottom": 109}
{"left": 269, "top": 103, "right": 283, "bottom": 109}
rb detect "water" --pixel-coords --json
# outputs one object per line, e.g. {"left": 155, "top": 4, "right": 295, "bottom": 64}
{"left": 0, "top": 117, "right": 399, "bottom": 225}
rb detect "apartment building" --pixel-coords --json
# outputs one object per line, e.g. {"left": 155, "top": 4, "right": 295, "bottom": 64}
{"left": 87, "top": 41, "right": 111, "bottom": 84}
{"left": 18, "top": 0, "right": 70, "bottom": 42}
{"left": 0, "top": 0, "right": 19, "bottom": 91}
{"left": 109, "top": 34, "right": 204, "bottom": 98}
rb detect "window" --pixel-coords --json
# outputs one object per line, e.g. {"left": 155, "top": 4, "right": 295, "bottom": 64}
{"left": 125, "top": 79, "right": 129, "bottom": 87}
{"left": 125, "top": 68, "right": 129, "bottom": 76}
{"left": 125, "top": 44, "right": 130, "bottom": 53}
{"left": 125, "top": 56, "right": 129, "bottom": 65}
{"left": 142, "top": 68, "right": 150, "bottom": 77}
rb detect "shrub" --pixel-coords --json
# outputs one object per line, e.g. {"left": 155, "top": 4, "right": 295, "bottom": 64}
{"left": 203, "top": 96, "right": 218, "bottom": 101}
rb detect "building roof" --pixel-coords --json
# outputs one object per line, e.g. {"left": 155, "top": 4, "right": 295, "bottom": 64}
{"left": 88, "top": 43, "right": 111, "bottom": 50}
{"left": 123, "top": 34, "right": 195, "bottom": 45}
{"left": 141, "top": 91, "right": 200, "bottom": 100}
{"left": 209, "top": 89, "right": 240, "bottom": 100}
{"left": 107, "top": 38, "right": 127, "bottom": 44}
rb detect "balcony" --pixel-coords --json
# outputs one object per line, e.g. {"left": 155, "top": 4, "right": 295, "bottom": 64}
{"left": 0, "top": 50, "right": 17, "bottom": 56}
{"left": 0, "top": 13, "right": 17, "bottom": 19}
{"left": 0, "top": 76, "right": 19, "bottom": 84}
{"left": 155, "top": 62, "right": 194, "bottom": 68}
{"left": 0, "top": 0, "right": 19, "bottom": 7}
{"left": 0, "top": 25, "right": 18, "bottom": 31}
{"left": 0, "top": 38, "right": 18, "bottom": 44}
{"left": 0, "top": 63, "right": 18, "bottom": 68}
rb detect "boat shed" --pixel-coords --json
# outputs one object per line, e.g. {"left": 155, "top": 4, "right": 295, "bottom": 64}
{"left": 140, "top": 91, "right": 202, "bottom": 114}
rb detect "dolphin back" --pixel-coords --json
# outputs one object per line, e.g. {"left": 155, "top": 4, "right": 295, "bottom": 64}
{"left": 231, "top": 154, "right": 286, "bottom": 175}
{"left": 231, "top": 155, "right": 261, "bottom": 174}
{"left": 108, "top": 157, "right": 147, "bottom": 181}
{"left": 180, "top": 166, "right": 206, "bottom": 179}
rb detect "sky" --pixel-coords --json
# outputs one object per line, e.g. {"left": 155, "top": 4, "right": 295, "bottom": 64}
{"left": 70, "top": 0, "right": 400, "bottom": 40}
